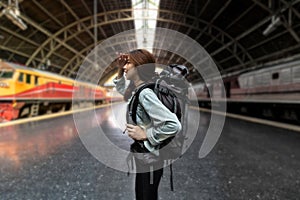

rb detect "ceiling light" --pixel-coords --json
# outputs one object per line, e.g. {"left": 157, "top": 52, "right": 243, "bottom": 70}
{"left": 0, "top": 0, "right": 27, "bottom": 30}
{"left": 263, "top": 16, "right": 281, "bottom": 36}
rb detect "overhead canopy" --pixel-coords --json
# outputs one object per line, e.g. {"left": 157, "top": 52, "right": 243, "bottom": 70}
{"left": 0, "top": 0, "right": 299, "bottom": 84}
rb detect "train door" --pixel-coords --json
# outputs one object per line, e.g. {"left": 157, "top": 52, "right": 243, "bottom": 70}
{"left": 224, "top": 81, "right": 231, "bottom": 98}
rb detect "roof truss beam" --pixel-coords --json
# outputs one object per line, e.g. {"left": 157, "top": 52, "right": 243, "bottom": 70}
{"left": 158, "top": 9, "right": 254, "bottom": 70}
{"left": 25, "top": 9, "right": 133, "bottom": 70}
{"left": 252, "top": 0, "right": 300, "bottom": 42}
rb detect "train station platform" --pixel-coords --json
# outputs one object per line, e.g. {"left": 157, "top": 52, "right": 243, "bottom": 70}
{"left": 0, "top": 103, "right": 299, "bottom": 199}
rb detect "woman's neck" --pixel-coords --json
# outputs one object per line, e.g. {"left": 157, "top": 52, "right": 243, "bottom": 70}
{"left": 134, "top": 80, "right": 145, "bottom": 87}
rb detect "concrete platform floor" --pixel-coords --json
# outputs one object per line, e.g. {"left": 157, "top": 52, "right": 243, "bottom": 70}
{"left": 0, "top": 103, "right": 299, "bottom": 199}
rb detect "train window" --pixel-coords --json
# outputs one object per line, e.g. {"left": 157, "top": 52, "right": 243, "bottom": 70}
{"left": 26, "top": 74, "right": 31, "bottom": 84}
{"left": 255, "top": 74, "right": 263, "bottom": 86}
{"left": 18, "top": 73, "right": 24, "bottom": 82}
{"left": 238, "top": 77, "right": 247, "bottom": 88}
{"left": 292, "top": 66, "right": 300, "bottom": 82}
{"left": 35, "top": 76, "right": 38, "bottom": 85}
{"left": 272, "top": 72, "right": 279, "bottom": 80}
{"left": 0, "top": 71, "right": 14, "bottom": 78}
{"left": 261, "top": 73, "right": 269, "bottom": 85}
{"left": 255, "top": 73, "right": 269, "bottom": 86}
{"left": 280, "top": 69, "right": 291, "bottom": 84}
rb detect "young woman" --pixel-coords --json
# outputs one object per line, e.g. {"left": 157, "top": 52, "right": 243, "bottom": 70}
{"left": 113, "top": 49, "right": 181, "bottom": 200}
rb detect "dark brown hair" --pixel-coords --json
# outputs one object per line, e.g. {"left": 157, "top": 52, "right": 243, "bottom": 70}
{"left": 128, "top": 49, "right": 156, "bottom": 81}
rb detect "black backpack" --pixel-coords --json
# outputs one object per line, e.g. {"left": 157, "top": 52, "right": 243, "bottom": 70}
{"left": 129, "top": 64, "right": 189, "bottom": 159}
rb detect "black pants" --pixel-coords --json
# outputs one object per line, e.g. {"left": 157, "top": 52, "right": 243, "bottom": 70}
{"left": 135, "top": 159, "right": 164, "bottom": 200}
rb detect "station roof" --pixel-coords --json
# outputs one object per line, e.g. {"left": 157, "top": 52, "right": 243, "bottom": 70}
{"left": 0, "top": 0, "right": 299, "bottom": 84}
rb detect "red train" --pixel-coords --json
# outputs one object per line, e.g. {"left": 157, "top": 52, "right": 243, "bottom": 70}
{"left": 0, "top": 60, "right": 113, "bottom": 122}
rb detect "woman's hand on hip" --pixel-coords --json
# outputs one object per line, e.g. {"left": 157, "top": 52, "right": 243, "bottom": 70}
{"left": 126, "top": 124, "right": 147, "bottom": 141}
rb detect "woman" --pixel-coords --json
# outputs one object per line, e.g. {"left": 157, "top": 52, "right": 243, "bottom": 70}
{"left": 113, "top": 49, "right": 181, "bottom": 200}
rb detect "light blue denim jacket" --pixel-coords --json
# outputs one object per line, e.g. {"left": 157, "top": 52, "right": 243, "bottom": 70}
{"left": 113, "top": 76, "right": 182, "bottom": 154}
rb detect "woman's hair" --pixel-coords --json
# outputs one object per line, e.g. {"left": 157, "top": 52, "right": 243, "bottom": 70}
{"left": 128, "top": 49, "right": 156, "bottom": 81}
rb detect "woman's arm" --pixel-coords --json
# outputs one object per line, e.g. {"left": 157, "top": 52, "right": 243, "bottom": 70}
{"left": 113, "top": 53, "right": 131, "bottom": 96}
{"left": 113, "top": 76, "right": 126, "bottom": 95}
{"left": 139, "top": 88, "right": 182, "bottom": 147}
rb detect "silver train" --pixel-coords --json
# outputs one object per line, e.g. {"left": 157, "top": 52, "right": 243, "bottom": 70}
{"left": 190, "top": 59, "right": 300, "bottom": 124}
{"left": 191, "top": 59, "right": 300, "bottom": 103}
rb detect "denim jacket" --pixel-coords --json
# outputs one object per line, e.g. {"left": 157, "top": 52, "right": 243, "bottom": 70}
{"left": 113, "top": 76, "right": 182, "bottom": 154}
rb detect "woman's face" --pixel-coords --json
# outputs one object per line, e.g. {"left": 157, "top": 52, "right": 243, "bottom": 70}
{"left": 123, "top": 59, "right": 137, "bottom": 80}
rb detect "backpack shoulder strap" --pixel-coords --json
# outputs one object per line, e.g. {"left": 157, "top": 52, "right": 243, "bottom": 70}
{"left": 130, "top": 83, "right": 155, "bottom": 124}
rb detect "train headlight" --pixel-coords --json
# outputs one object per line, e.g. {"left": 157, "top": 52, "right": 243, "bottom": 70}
{"left": 0, "top": 82, "right": 9, "bottom": 88}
